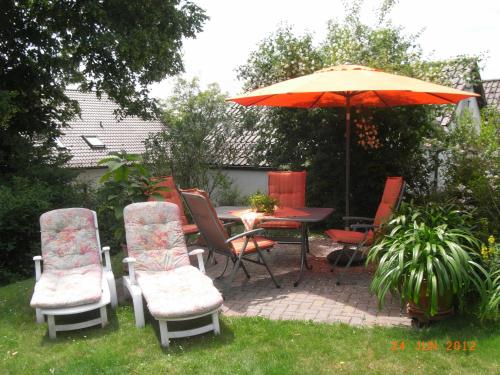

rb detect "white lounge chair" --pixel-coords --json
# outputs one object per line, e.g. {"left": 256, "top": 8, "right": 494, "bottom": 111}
{"left": 122, "top": 201, "right": 223, "bottom": 348}
{"left": 30, "top": 208, "right": 117, "bottom": 339}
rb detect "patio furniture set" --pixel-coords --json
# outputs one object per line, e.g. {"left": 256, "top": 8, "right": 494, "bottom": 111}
{"left": 29, "top": 171, "right": 405, "bottom": 348}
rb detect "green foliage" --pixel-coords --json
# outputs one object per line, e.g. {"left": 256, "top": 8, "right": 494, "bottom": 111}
{"left": 479, "top": 236, "right": 500, "bottom": 321}
{"left": 144, "top": 78, "right": 239, "bottom": 203}
{"left": 367, "top": 202, "right": 486, "bottom": 317}
{"left": 0, "top": 0, "right": 207, "bottom": 177}
{"left": 438, "top": 107, "right": 500, "bottom": 238}
{"left": 0, "top": 171, "right": 88, "bottom": 284}
{"left": 248, "top": 192, "right": 279, "bottom": 214}
{"left": 236, "top": 1, "right": 438, "bottom": 224}
{"left": 97, "top": 152, "right": 166, "bottom": 245}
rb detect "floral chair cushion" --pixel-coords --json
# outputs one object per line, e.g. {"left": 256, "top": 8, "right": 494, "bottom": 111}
{"left": 124, "top": 202, "right": 190, "bottom": 272}
{"left": 40, "top": 208, "right": 101, "bottom": 271}
{"left": 30, "top": 264, "right": 103, "bottom": 309}
{"left": 136, "top": 265, "right": 223, "bottom": 319}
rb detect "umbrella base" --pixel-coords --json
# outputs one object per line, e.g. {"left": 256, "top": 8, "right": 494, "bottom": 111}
{"left": 326, "top": 249, "right": 365, "bottom": 267}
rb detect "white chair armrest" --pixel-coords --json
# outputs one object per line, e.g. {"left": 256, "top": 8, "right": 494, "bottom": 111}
{"left": 33, "top": 256, "right": 42, "bottom": 282}
{"left": 188, "top": 248, "right": 206, "bottom": 274}
{"left": 123, "top": 257, "right": 137, "bottom": 284}
{"left": 101, "top": 246, "right": 112, "bottom": 271}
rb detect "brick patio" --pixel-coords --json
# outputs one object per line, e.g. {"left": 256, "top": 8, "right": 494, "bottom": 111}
{"left": 204, "top": 237, "right": 411, "bottom": 327}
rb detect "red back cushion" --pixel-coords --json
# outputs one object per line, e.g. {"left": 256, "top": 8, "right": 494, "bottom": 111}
{"left": 374, "top": 176, "right": 404, "bottom": 226}
{"left": 268, "top": 171, "right": 306, "bottom": 207}
{"left": 148, "top": 176, "right": 188, "bottom": 225}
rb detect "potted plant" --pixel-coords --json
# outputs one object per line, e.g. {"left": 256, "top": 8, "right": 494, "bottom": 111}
{"left": 367, "top": 202, "right": 486, "bottom": 324}
{"left": 248, "top": 191, "right": 279, "bottom": 215}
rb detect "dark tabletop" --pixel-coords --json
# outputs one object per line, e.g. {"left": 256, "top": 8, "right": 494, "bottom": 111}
{"left": 215, "top": 206, "right": 334, "bottom": 223}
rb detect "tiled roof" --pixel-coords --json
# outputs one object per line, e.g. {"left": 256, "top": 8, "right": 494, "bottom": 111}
{"left": 483, "top": 79, "right": 500, "bottom": 109}
{"left": 59, "top": 90, "right": 164, "bottom": 168}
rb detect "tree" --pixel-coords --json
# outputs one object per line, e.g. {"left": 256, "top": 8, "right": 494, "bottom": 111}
{"left": 0, "top": 0, "right": 207, "bottom": 176}
{"left": 144, "top": 78, "right": 239, "bottom": 200}
{"left": 236, "top": 1, "right": 438, "bottom": 224}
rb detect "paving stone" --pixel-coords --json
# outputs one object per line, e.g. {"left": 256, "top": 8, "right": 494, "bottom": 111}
{"left": 205, "top": 239, "right": 411, "bottom": 328}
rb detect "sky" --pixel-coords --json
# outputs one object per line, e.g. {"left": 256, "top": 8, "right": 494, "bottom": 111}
{"left": 149, "top": 0, "right": 500, "bottom": 99}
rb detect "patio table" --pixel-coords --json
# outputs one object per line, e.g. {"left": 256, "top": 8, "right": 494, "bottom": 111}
{"left": 215, "top": 206, "right": 334, "bottom": 287}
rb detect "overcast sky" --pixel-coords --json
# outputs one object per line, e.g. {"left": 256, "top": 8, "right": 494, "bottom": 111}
{"left": 149, "top": 0, "right": 500, "bottom": 99}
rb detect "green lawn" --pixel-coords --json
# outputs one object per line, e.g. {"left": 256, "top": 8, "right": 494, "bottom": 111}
{"left": 1, "top": 278, "right": 499, "bottom": 375}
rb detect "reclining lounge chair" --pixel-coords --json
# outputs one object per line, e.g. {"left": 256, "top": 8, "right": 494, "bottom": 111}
{"left": 122, "top": 201, "right": 223, "bottom": 348}
{"left": 30, "top": 208, "right": 118, "bottom": 339}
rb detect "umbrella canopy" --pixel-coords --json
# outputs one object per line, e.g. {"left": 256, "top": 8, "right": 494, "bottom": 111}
{"left": 227, "top": 65, "right": 479, "bottom": 216}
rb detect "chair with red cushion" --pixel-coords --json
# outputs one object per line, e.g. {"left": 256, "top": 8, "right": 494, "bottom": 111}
{"left": 181, "top": 189, "right": 280, "bottom": 291}
{"left": 148, "top": 176, "right": 198, "bottom": 236}
{"left": 325, "top": 176, "right": 405, "bottom": 274}
{"left": 260, "top": 171, "right": 307, "bottom": 242}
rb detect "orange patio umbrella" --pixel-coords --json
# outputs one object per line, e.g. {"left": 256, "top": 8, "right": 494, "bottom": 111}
{"left": 227, "top": 64, "right": 479, "bottom": 217}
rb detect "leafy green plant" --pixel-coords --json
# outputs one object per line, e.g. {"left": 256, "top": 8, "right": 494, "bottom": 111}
{"left": 97, "top": 151, "right": 166, "bottom": 244}
{"left": 479, "top": 236, "right": 500, "bottom": 321}
{"left": 248, "top": 192, "right": 279, "bottom": 214}
{"left": 367, "top": 202, "right": 486, "bottom": 317}
{"left": 143, "top": 78, "right": 238, "bottom": 201}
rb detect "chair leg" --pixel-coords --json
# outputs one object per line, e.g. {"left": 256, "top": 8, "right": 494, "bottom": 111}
{"left": 216, "top": 257, "right": 230, "bottom": 280}
{"left": 257, "top": 250, "right": 280, "bottom": 288}
{"left": 239, "top": 260, "right": 251, "bottom": 279}
{"left": 100, "top": 306, "right": 108, "bottom": 327}
{"left": 35, "top": 308, "right": 44, "bottom": 324}
{"left": 106, "top": 272, "right": 118, "bottom": 308}
{"left": 47, "top": 315, "right": 56, "bottom": 339}
{"left": 212, "top": 311, "right": 221, "bottom": 335}
{"left": 159, "top": 320, "right": 169, "bottom": 348}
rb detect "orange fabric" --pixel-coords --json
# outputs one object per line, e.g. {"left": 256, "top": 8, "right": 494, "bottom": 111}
{"left": 228, "top": 65, "right": 478, "bottom": 108}
{"left": 325, "top": 229, "right": 374, "bottom": 246}
{"left": 230, "top": 236, "right": 275, "bottom": 255}
{"left": 268, "top": 171, "right": 306, "bottom": 207}
{"left": 182, "top": 224, "right": 199, "bottom": 235}
{"left": 148, "top": 176, "right": 188, "bottom": 226}
{"left": 373, "top": 176, "right": 404, "bottom": 226}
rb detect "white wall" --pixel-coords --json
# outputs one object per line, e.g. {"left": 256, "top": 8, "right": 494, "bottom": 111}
{"left": 223, "top": 169, "right": 268, "bottom": 197}
{"left": 75, "top": 168, "right": 106, "bottom": 186}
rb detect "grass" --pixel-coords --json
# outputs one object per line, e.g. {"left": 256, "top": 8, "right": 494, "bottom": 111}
{"left": 1, "top": 278, "right": 499, "bottom": 374}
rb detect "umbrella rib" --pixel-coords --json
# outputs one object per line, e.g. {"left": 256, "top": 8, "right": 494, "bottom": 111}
{"left": 425, "top": 92, "right": 459, "bottom": 104}
{"left": 372, "top": 91, "right": 389, "bottom": 107}
{"left": 246, "top": 94, "right": 278, "bottom": 106}
{"left": 308, "top": 92, "right": 326, "bottom": 108}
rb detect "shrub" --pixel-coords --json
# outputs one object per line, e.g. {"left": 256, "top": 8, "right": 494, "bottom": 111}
{"left": 0, "top": 174, "right": 85, "bottom": 284}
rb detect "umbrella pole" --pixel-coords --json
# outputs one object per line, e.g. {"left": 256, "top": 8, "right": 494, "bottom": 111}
{"left": 345, "top": 95, "right": 351, "bottom": 221}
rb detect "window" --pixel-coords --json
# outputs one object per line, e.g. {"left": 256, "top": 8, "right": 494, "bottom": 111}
{"left": 82, "top": 136, "right": 105, "bottom": 149}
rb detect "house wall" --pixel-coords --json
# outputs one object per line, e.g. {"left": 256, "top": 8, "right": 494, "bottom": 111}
{"left": 223, "top": 168, "right": 268, "bottom": 197}
{"left": 74, "top": 168, "right": 106, "bottom": 186}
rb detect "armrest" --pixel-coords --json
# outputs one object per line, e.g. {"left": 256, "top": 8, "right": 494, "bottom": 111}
{"left": 350, "top": 223, "right": 375, "bottom": 231}
{"left": 33, "top": 256, "right": 42, "bottom": 282}
{"left": 222, "top": 221, "right": 237, "bottom": 228}
{"left": 343, "top": 216, "right": 374, "bottom": 223}
{"left": 123, "top": 257, "right": 137, "bottom": 284}
{"left": 188, "top": 248, "right": 206, "bottom": 274}
{"left": 225, "top": 228, "right": 264, "bottom": 243}
{"left": 101, "top": 246, "right": 112, "bottom": 272}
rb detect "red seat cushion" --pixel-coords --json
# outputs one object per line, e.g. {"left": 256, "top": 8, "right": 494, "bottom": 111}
{"left": 325, "top": 229, "right": 374, "bottom": 246}
{"left": 259, "top": 220, "right": 301, "bottom": 230}
{"left": 231, "top": 236, "right": 275, "bottom": 255}
{"left": 182, "top": 224, "right": 199, "bottom": 235}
